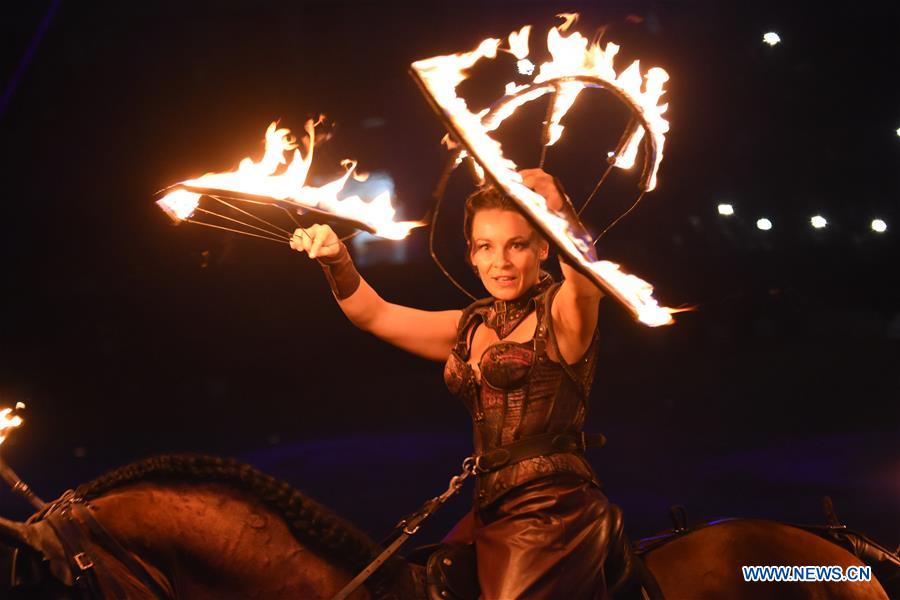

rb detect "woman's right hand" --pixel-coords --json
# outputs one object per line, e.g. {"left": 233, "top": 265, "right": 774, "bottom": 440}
{"left": 289, "top": 224, "right": 341, "bottom": 260}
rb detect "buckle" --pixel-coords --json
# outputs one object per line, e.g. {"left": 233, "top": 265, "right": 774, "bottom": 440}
{"left": 73, "top": 552, "right": 94, "bottom": 571}
{"left": 474, "top": 448, "right": 510, "bottom": 474}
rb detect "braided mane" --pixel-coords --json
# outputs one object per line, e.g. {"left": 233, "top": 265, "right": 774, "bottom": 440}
{"left": 74, "top": 454, "right": 383, "bottom": 574}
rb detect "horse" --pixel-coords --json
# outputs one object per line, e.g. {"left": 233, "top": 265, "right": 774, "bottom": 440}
{"left": 0, "top": 454, "right": 895, "bottom": 599}
{"left": 630, "top": 516, "right": 897, "bottom": 600}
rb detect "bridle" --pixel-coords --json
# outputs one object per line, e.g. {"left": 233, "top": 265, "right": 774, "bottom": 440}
{"left": 13, "top": 490, "right": 170, "bottom": 599}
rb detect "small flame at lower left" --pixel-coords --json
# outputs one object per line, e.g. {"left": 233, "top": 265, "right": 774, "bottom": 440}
{"left": 0, "top": 406, "right": 24, "bottom": 446}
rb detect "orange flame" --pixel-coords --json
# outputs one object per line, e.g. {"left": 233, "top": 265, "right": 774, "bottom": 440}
{"left": 0, "top": 405, "right": 24, "bottom": 446}
{"left": 411, "top": 15, "right": 677, "bottom": 326}
{"left": 157, "top": 121, "right": 421, "bottom": 240}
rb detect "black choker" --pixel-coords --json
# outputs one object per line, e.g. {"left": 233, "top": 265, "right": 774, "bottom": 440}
{"left": 484, "top": 272, "right": 554, "bottom": 339}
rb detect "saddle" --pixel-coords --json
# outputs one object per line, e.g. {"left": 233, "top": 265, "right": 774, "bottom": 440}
{"left": 407, "top": 503, "right": 663, "bottom": 600}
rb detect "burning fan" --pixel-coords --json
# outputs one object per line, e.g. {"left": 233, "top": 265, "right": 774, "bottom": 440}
{"left": 411, "top": 14, "right": 680, "bottom": 327}
{"left": 154, "top": 119, "right": 422, "bottom": 247}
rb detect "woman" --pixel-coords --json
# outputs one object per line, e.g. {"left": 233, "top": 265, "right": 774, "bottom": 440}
{"left": 290, "top": 169, "right": 626, "bottom": 599}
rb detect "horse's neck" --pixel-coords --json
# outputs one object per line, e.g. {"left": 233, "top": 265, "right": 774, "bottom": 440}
{"left": 89, "top": 482, "right": 370, "bottom": 599}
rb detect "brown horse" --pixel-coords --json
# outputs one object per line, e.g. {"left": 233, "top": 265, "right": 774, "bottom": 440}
{"left": 0, "top": 455, "right": 419, "bottom": 599}
{"left": 0, "top": 454, "right": 895, "bottom": 599}
{"left": 634, "top": 518, "right": 895, "bottom": 599}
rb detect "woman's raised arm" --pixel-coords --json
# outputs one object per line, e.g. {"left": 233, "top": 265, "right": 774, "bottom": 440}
{"left": 291, "top": 224, "right": 461, "bottom": 362}
{"left": 519, "top": 169, "right": 604, "bottom": 364}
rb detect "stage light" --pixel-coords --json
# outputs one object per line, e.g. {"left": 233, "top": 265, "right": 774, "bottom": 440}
{"left": 811, "top": 215, "right": 827, "bottom": 229}
{"left": 717, "top": 203, "right": 734, "bottom": 216}
{"left": 871, "top": 219, "right": 887, "bottom": 233}
{"left": 763, "top": 32, "right": 781, "bottom": 46}
{"left": 756, "top": 218, "right": 772, "bottom": 231}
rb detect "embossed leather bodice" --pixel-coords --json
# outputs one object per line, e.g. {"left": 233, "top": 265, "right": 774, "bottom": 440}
{"left": 444, "top": 281, "right": 601, "bottom": 508}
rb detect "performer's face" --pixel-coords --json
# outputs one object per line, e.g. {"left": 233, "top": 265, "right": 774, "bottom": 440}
{"left": 469, "top": 209, "right": 549, "bottom": 300}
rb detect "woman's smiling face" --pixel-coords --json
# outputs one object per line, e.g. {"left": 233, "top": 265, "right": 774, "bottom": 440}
{"left": 469, "top": 209, "right": 549, "bottom": 300}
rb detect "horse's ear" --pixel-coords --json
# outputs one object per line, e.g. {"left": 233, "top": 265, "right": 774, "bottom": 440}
{"left": 0, "top": 515, "right": 75, "bottom": 587}
{"left": 0, "top": 516, "right": 29, "bottom": 548}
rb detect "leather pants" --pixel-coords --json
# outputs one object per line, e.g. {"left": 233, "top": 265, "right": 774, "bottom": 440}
{"left": 447, "top": 474, "right": 615, "bottom": 599}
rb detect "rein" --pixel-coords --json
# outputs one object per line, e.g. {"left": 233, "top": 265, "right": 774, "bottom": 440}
{"left": 332, "top": 433, "right": 606, "bottom": 600}
{"left": 35, "top": 491, "right": 168, "bottom": 599}
{"left": 331, "top": 456, "right": 477, "bottom": 600}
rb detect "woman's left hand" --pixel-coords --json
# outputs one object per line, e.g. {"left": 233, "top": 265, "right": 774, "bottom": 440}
{"left": 519, "top": 168, "right": 566, "bottom": 212}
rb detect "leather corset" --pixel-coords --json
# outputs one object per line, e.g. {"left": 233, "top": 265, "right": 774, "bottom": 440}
{"left": 444, "top": 282, "right": 601, "bottom": 508}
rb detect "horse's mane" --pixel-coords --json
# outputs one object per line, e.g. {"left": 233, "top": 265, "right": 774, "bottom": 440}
{"left": 74, "top": 454, "right": 383, "bottom": 574}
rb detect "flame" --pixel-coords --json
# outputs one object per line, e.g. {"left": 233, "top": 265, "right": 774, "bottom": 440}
{"left": 157, "top": 189, "right": 200, "bottom": 221}
{"left": 430, "top": 19, "right": 670, "bottom": 190}
{"left": 157, "top": 121, "right": 420, "bottom": 240}
{"left": 411, "top": 16, "right": 677, "bottom": 326}
{"left": 0, "top": 407, "right": 23, "bottom": 446}
{"left": 507, "top": 25, "right": 531, "bottom": 59}
{"left": 556, "top": 12, "right": 579, "bottom": 33}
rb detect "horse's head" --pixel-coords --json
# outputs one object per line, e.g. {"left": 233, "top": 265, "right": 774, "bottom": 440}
{"left": 0, "top": 514, "right": 78, "bottom": 597}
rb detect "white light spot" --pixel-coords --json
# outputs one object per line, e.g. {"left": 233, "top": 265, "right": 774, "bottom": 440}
{"left": 607, "top": 151, "right": 615, "bottom": 158}
{"left": 871, "top": 218, "right": 887, "bottom": 233}
{"left": 763, "top": 32, "right": 781, "bottom": 46}
{"left": 811, "top": 215, "right": 827, "bottom": 229}
{"left": 896, "top": 127, "right": 900, "bottom": 138}
{"left": 756, "top": 218, "right": 772, "bottom": 231}
{"left": 517, "top": 59, "right": 535, "bottom": 75}
{"left": 717, "top": 203, "right": 734, "bottom": 216}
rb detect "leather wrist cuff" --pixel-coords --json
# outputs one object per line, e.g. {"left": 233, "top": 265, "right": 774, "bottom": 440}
{"left": 318, "top": 242, "right": 361, "bottom": 300}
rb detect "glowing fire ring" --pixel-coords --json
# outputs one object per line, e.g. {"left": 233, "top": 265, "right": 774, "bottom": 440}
{"left": 481, "top": 75, "right": 661, "bottom": 192}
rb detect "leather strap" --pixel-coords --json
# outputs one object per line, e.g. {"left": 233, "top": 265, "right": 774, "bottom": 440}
{"left": 45, "top": 504, "right": 115, "bottom": 598}
{"left": 473, "top": 432, "right": 606, "bottom": 474}
{"left": 72, "top": 503, "right": 169, "bottom": 599}
{"left": 40, "top": 499, "right": 169, "bottom": 599}
{"left": 318, "top": 242, "right": 361, "bottom": 300}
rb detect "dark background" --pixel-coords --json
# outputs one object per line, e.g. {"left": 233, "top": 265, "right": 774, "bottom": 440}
{"left": 1, "top": 0, "right": 897, "bottom": 550}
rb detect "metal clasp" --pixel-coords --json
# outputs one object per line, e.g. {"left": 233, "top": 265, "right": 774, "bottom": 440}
{"left": 473, "top": 454, "right": 488, "bottom": 475}
{"left": 73, "top": 552, "right": 94, "bottom": 571}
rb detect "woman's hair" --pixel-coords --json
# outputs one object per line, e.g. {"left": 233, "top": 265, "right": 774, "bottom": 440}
{"left": 463, "top": 185, "right": 522, "bottom": 245}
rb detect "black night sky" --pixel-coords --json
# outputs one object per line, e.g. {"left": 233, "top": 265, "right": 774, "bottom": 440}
{"left": 0, "top": 0, "right": 898, "bottom": 549}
